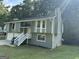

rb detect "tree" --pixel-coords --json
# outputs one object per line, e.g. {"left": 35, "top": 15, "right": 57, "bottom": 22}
{"left": 10, "top": 0, "right": 65, "bottom": 19}
{"left": 10, "top": 0, "right": 33, "bottom": 19}
{"left": 0, "top": 1, "right": 9, "bottom": 26}
{"left": 23, "top": 0, "right": 64, "bottom": 17}
{"left": 10, "top": 5, "right": 33, "bottom": 19}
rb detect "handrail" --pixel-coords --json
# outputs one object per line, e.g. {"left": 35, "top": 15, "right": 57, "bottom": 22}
{"left": 17, "top": 34, "right": 27, "bottom": 46}
{"left": 14, "top": 33, "right": 24, "bottom": 41}
{"left": 17, "top": 33, "right": 31, "bottom": 46}
{"left": 14, "top": 33, "right": 24, "bottom": 45}
{"left": 14, "top": 33, "right": 31, "bottom": 46}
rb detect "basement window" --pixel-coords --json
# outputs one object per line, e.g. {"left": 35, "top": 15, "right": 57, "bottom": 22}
{"left": 37, "top": 34, "right": 46, "bottom": 42}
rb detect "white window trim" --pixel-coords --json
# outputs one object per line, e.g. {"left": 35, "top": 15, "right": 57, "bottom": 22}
{"left": 37, "top": 34, "right": 46, "bottom": 42}
{"left": 35, "top": 20, "right": 47, "bottom": 33}
{"left": 40, "top": 21, "right": 42, "bottom": 33}
{"left": 44, "top": 20, "right": 47, "bottom": 33}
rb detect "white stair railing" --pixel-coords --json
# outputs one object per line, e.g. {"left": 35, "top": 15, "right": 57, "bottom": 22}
{"left": 14, "top": 33, "right": 24, "bottom": 45}
{"left": 14, "top": 33, "right": 31, "bottom": 46}
{"left": 14, "top": 33, "right": 24, "bottom": 41}
{"left": 17, "top": 33, "right": 31, "bottom": 46}
{"left": 25, "top": 33, "right": 31, "bottom": 39}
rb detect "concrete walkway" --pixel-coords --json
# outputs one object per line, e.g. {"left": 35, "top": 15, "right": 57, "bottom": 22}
{"left": 0, "top": 40, "right": 15, "bottom": 47}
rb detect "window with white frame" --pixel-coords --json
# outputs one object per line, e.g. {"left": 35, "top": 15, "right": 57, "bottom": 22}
{"left": 37, "top": 34, "right": 46, "bottom": 42}
{"left": 35, "top": 20, "right": 46, "bottom": 32}
{"left": 42, "top": 21, "right": 46, "bottom": 28}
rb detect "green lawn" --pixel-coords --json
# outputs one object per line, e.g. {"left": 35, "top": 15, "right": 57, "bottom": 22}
{"left": 0, "top": 45, "right": 79, "bottom": 59}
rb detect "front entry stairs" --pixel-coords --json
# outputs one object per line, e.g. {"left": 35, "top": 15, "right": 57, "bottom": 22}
{"left": 10, "top": 33, "right": 31, "bottom": 47}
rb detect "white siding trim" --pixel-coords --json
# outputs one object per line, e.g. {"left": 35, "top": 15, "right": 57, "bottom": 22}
{"left": 45, "top": 20, "right": 47, "bottom": 33}
{"left": 51, "top": 20, "right": 53, "bottom": 33}
{"left": 5, "top": 17, "right": 54, "bottom": 23}
{"left": 52, "top": 19, "right": 55, "bottom": 49}
{"left": 51, "top": 17, "right": 57, "bottom": 49}
{"left": 40, "top": 21, "right": 42, "bottom": 33}
{"left": 35, "top": 20, "right": 47, "bottom": 33}
{"left": 41, "top": 20, "right": 47, "bottom": 33}
{"left": 51, "top": 17, "right": 56, "bottom": 33}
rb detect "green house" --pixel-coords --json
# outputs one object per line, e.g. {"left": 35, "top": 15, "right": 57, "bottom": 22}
{"left": 4, "top": 0, "right": 70, "bottom": 49}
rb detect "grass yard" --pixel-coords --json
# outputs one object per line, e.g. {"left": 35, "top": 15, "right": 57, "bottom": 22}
{"left": 0, "top": 45, "right": 79, "bottom": 59}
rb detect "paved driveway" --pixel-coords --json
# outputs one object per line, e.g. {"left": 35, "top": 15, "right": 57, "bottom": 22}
{"left": 0, "top": 40, "right": 11, "bottom": 45}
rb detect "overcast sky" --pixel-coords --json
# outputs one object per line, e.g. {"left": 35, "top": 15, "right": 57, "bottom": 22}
{"left": 3, "top": 0, "right": 23, "bottom": 6}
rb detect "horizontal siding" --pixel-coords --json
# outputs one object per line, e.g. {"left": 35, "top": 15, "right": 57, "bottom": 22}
{"left": 46, "top": 20, "right": 52, "bottom": 33}
{"left": 15, "top": 22, "right": 20, "bottom": 32}
{"left": 31, "top": 21, "right": 35, "bottom": 32}
{"left": 29, "top": 33, "right": 52, "bottom": 48}
{"left": 42, "top": 29, "right": 46, "bottom": 33}
{"left": 6, "top": 23, "right": 9, "bottom": 32}
{"left": 31, "top": 20, "right": 52, "bottom": 33}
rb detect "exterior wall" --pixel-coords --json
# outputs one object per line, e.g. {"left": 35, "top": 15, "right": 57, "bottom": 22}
{"left": 31, "top": 21, "right": 35, "bottom": 33}
{"left": 55, "top": 8, "right": 62, "bottom": 47}
{"left": 5, "top": 19, "right": 52, "bottom": 33}
{"left": 5, "top": 23, "right": 9, "bottom": 32}
{"left": 31, "top": 20, "right": 52, "bottom": 33}
{"left": 29, "top": 33, "right": 52, "bottom": 48}
{"left": 6, "top": 33, "right": 20, "bottom": 40}
{"left": 15, "top": 22, "right": 20, "bottom": 32}
{"left": 52, "top": 8, "right": 63, "bottom": 48}
{"left": 5, "top": 22, "right": 20, "bottom": 33}
{"left": 46, "top": 20, "right": 52, "bottom": 33}
{"left": 29, "top": 20, "right": 53, "bottom": 48}
{"left": 5, "top": 18, "right": 54, "bottom": 48}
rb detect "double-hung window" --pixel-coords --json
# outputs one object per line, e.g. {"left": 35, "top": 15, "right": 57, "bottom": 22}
{"left": 42, "top": 21, "right": 45, "bottom": 28}
{"left": 35, "top": 20, "right": 46, "bottom": 32}
{"left": 37, "top": 21, "right": 40, "bottom": 28}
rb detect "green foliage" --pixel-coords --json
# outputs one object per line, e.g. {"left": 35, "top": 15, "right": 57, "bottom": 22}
{"left": 0, "top": 0, "right": 3, "bottom": 1}
{"left": 10, "top": 0, "right": 64, "bottom": 19}
{"left": 10, "top": 5, "right": 33, "bottom": 19}
{"left": 10, "top": 0, "right": 34, "bottom": 19}
{"left": 0, "top": 2, "right": 10, "bottom": 26}
{"left": 0, "top": 4, "right": 8, "bottom": 15}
